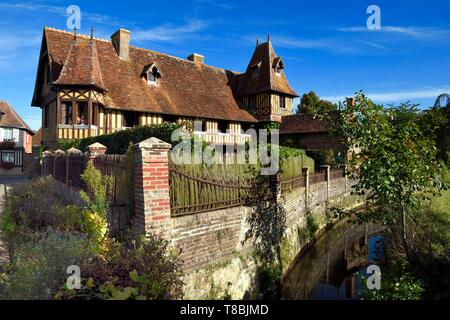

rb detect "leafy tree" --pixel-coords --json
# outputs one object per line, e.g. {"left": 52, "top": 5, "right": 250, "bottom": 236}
{"left": 332, "top": 92, "right": 447, "bottom": 263}
{"left": 296, "top": 91, "right": 336, "bottom": 116}
{"left": 419, "top": 94, "right": 450, "bottom": 165}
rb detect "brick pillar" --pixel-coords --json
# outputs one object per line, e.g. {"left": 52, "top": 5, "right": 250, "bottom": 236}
{"left": 87, "top": 142, "right": 107, "bottom": 160}
{"left": 132, "top": 137, "right": 172, "bottom": 240}
{"left": 302, "top": 167, "right": 310, "bottom": 211}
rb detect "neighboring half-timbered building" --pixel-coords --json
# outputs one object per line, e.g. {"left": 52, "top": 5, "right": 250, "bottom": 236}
{"left": 0, "top": 101, "right": 34, "bottom": 153}
{"left": 31, "top": 28, "right": 298, "bottom": 149}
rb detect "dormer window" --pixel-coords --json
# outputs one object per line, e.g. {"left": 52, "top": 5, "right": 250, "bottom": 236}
{"left": 147, "top": 67, "right": 158, "bottom": 85}
{"left": 141, "top": 63, "right": 162, "bottom": 86}
{"left": 275, "top": 66, "right": 281, "bottom": 75}
{"left": 273, "top": 57, "right": 284, "bottom": 76}
{"left": 252, "top": 67, "right": 259, "bottom": 77}
{"left": 250, "top": 61, "right": 261, "bottom": 78}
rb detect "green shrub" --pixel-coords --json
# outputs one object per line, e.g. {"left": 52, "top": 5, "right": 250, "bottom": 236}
{"left": 74, "top": 123, "right": 181, "bottom": 154}
{"left": 305, "top": 149, "right": 326, "bottom": 167}
{"left": 0, "top": 230, "right": 90, "bottom": 300}
{"left": 280, "top": 151, "right": 315, "bottom": 180}
{"left": 306, "top": 212, "right": 319, "bottom": 239}
{"left": 358, "top": 272, "right": 424, "bottom": 300}
{"left": 57, "top": 235, "right": 184, "bottom": 300}
{"left": 0, "top": 177, "right": 83, "bottom": 257}
{"left": 58, "top": 140, "right": 81, "bottom": 151}
{"left": 324, "top": 148, "right": 336, "bottom": 167}
{"left": 258, "top": 263, "right": 282, "bottom": 299}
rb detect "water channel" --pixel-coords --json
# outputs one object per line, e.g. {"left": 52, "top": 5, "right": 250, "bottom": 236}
{"left": 281, "top": 220, "right": 384, "bottom": 300}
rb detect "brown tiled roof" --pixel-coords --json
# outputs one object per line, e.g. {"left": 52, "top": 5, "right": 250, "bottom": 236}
{"left": 0, "top": 101, "right": 33, "bottom": 133}
{"left": 33, "top": 128, "right": 42, "bottom": 146}
{"left": 53, "top": 38, "right": 106, "bottom": 91}
{"left": 39, "top": 28, "right": 257, "bottom": 123}
{"left": 235, "top": 41, "right": 298, "bottom": 97}
{"left": 280, "top": 114, "right": 329, "bottom": 134}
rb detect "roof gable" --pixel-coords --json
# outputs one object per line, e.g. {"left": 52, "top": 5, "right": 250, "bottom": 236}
{"left": 0, "top": 101, "right": 33, "bottom": 133}
{"left": 53, "top": 37, "right": 106, "bottom": 91}
{"left": 236, "top": 41, "right": 297, "bottom": 97}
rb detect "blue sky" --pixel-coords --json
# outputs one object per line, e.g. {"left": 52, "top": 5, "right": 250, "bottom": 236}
{"left": 0, "top": 0, "right": 449, "bottom": 130}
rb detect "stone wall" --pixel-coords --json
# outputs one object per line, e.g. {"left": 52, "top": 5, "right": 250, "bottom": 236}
{"left": 180, "top": 176, "right": 361, "bottom": 299}
{"left": 172, "top": 206, "right": 253, "bottom": 272}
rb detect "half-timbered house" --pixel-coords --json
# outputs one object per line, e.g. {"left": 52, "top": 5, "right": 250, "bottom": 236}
{"left": 32, "top": 28, "right": 298, "bottom": 149}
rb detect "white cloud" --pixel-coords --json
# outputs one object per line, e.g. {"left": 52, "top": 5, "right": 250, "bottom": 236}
{"left": 264, "top": 35, "right": 360, "bottom": 54}
{"left": 323, "top": 86, "right": 450, "bottom": 103}
{"left": 338, "top": 26, "right": 450, "bottom": 40}
{"left": 0, "top": 32, "right": 41, "bottom": 70}
{"left": 133, "top": 20, "right": 208, "bottom": 42}
{"left": 0, "top": 3, "right": 121, "bottom": 26}
{"left": 192, "top": 0, "right": 235, "bottom": 10}
{"left": 357, "top": 40, "right": 387, "bottom": 49}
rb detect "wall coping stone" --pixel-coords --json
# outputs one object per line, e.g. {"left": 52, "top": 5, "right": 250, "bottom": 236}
{"left": 132, "top": 137, "right": 172, "bottom": 151}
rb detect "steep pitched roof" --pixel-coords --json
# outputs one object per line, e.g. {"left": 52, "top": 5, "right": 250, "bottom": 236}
{"left": 0, "top": 101, "right": 33, "bottom": 133}
{"left": 38, "top": 27, "right": 258, "bottom": 123}
{"left": 280, "top": 114, "right": 329, "bottom": 134}
{"left": 235, "top": 41, "right": 298, "bottom": 97}
{"left": 53, "top": 37, "right": 106, "bottom": 91}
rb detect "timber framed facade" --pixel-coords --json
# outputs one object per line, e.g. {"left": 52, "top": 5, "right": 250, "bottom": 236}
{"left": 32, "top": 28, "right": 299, "bottom": 149}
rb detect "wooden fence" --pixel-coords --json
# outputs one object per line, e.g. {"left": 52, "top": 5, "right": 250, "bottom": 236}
{"left": 169, "top": 166, "right": 269, "bottom": 217}
{"left": 282, "top": 167, "right": 346, "bottom": 193}
{"left": 281, "top": 174, "right": 306, "bottom": 193}
{"left": 42, "top": 153, "right": 130, "bottom": 235}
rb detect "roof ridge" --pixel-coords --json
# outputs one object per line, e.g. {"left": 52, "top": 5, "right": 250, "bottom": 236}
{"left": 130, "top": 45, "right": 241, "bottom": 75}
{"left": 87, "top": 40, "right": 107, "bottom": 88}
{"left": 45, "top": 27, "right": 241, "bottom": 75}
{"left": 44, "top": 26, "right": 112, "bottom": 43}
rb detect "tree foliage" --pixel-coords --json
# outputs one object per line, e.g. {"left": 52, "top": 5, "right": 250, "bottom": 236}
{"left": 419, "top": 93, "right": 450, "bottom": 165}
{"left": 296, "top": 91, "right": 336, "bottom": 116}
{"left": 332, "top": 92, "right": 447, "bottom": 260}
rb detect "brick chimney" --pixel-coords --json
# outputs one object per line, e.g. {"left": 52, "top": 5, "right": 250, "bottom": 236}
{"left": 187, "top": 53, "right": 204, "bottom": 64}
{"left": 111, "top": 29, "right": 131, "bottom": 60}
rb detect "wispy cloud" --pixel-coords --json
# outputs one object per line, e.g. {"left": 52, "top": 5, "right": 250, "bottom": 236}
{"left": 133, "top": 20, "right": 208, "bottom": 42}
{"left": 323, "top": 86, "right": 450, "bottom": 103}
{"left": 357, "top": 40, "right": 387, "bottom": 49}
{"left": 0, "top": 31, "right": 41, "bottom": 70}
{"left": 338, "top": 26, "right": 450, "bottom": 40}
{"left": 192, "top": 0, "right": 235, "bottom": 10}
{"left": 257, "top": 35, "right": 363, "bottom": 54}
{"left": 0, "top": 3, "right": 122, "bottom": 27}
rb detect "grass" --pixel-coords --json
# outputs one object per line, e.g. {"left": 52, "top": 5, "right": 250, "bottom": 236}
{"left": 430, "top": 189, "right": 450, "bottom": 216}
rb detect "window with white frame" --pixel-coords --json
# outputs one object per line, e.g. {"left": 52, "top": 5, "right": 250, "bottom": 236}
{"left": 3, "top": 128, "right": 13, "bottom": 141}
{"left": 144, "top": 64, "right": 162, "bottom": 86}
{"left": 275, "top": 66, "right": 281, "bottom": 75}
